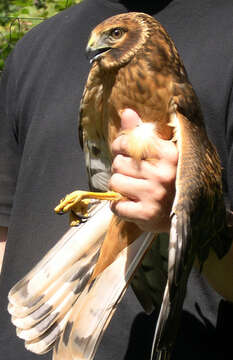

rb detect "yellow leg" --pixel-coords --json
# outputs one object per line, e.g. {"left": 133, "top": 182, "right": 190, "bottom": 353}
{"left": 54, "top": 190, "right": 122, "bottom": 226}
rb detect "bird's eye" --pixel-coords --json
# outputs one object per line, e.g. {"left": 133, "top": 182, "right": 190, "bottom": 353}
{"left": 110, "top": 28, "right": 124, "bottom": 40}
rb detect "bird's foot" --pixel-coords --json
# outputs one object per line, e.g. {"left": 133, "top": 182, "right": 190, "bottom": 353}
{"left": 54, "top": 190, "right": 122, "bottom": 226}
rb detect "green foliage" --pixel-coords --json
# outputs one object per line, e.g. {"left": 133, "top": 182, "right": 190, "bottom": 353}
{"left": 0, "top": 0, "right": 82, "bottom": 72}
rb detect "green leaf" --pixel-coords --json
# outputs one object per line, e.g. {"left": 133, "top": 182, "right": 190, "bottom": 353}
{"left": 0, "top": 0, "right": 83, "bottom": 73}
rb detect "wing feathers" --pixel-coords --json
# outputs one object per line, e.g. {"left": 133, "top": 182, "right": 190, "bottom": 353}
{"left": 150, "top": 110, "right": 213, "bottom": 357}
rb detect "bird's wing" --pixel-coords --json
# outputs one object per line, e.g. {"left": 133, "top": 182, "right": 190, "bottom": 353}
{"left": 150, "top": 109, "right": 229, "bottom": 359}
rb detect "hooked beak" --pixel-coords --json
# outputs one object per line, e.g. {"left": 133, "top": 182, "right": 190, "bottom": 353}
{"left": 86, "top": 46, "right": 111, "bottom": 64}
{"left": 86, "top": 34, "right": 111, "bottom": 64}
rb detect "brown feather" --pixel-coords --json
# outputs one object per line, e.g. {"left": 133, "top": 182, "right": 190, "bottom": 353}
{"left": 91, "top": 217, "right": 142, "bottom": 279}
{"left": 8, "top": 12, "right": 231, "bottom": 360}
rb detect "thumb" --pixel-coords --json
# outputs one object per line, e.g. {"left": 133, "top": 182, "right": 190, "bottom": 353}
{"left": 120, "top": 109, "right": 143, "bottom": 130}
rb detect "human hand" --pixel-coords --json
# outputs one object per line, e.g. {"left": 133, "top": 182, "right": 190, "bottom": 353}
{"left": 109, "top": 109, "right": 178, "bottom": 233}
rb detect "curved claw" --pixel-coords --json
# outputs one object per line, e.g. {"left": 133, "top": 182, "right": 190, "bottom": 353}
{"left": 70, "top": 211, "right": 89, "bottom": 227}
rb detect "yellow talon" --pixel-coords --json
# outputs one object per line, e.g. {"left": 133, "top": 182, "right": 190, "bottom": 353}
{"left": 54, "top": 190, "right": 122, "bottom": 226}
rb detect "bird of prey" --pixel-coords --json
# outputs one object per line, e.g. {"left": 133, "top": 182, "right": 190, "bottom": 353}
{"left": 8, "top": 12, "right": 231, "bottom": 360}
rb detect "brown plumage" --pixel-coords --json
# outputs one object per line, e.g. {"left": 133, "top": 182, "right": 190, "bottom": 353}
{"left": 8, "top": 12, "right": 231, "bottom": 360}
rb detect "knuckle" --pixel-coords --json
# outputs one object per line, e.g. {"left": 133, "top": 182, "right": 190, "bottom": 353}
{"left": 140, "top": 208, "right": 151, "bottom": 222}
{"left": 155, "top": 187, "right": 167, "bottom": 202}
{"left": 140, "top": 205, "right": 158, "bottom": 222}
{"left": 112, "top": 135, "right": 128, "bottom": 155}
{"left": 156, "top": 164, "right": 176, "bottom": 185}
{"left": 121, "top": 136, "right": 129, "bottom": 152}
{"left": 157, "top": 141, "right": 178, "bottom": 165}
{"left": 145, "top": 184, "right": 167, "bottom": 204}
{"left": 108, "top": 173, "right": 119, "bottom": 191}
{"left": 110, "top": 200, "right": 129, "bottom": 220}
{"left": 146, "top": 180, "right": 167, "bottom": 201}
{"left": 112, "top": 154, "right": 123, "bottom": 173}
{"left": 111, "top": 138, "right": 119, "bottom": 154}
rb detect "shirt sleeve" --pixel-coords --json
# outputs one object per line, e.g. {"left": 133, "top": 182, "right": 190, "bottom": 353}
{"left": 0, "top": 53, "right": 21, "bottom": 227}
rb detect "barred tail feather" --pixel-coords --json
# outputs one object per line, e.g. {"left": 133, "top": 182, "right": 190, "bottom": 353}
{"left": 9, "top": 202, "right": 112, "bottom": 309}
{"left": 53, "top": 232, "right": 155, "bottom": 360}
{"left": 8, "top": 201, "right": 113, "bottom": 355}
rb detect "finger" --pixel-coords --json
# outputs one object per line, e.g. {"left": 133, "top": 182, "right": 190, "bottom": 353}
{"left": 142, "top": 159, "right": 177, "bottom": 186}
{"left": 112, "top": 154, "right": 177, "bottom": 184}
{"left": 111, "top": 109, "right": 142, "bottom": 156}
{"left": 110, "top": 199, "right": 144, "bottom": 222}
{"left": 110, "top": 199, "right": 161, "bottom": 227}
{"left": 150, "top": 138, "right": 178, "bottom": 165}
{"left": 112, "top": 154, "right": 145, "bottom": 178}
{"left": 112, "top": 127, "right": 178, "bottom": 163}
{"left": 120, "top": 108, "right": 142, "bottom": 130}
{"left": 110, "top": 197, "right": 171, "bottom": 233}
{"left": 109, "top": 173, "right": 146, "bottom": 200}
{"left": 111, "top": 134, "right": 130, "bottom": 156}
{"left": 109, "top": 172, "right": 166, "bottom": 202}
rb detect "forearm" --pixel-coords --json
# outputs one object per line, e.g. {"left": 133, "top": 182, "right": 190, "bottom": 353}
{"left": 0, "top": 226, "right": 8, "bottom": 272}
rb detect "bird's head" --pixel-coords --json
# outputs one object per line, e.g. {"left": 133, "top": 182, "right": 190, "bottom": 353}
{"left": 86, "top": 13, "right": 152, "bottom": 69}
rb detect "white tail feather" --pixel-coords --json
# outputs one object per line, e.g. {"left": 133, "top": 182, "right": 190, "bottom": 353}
{"left": 9, "top": 202, "right": 113, "bottom": 308}
{"left": 8, "top": 202, "right": 113, "bottom": 354}
{"left": 54, "top": 232, "right": 155, "bottom": 360}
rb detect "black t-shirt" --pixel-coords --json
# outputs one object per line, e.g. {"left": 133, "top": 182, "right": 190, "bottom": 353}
{"left": 0, "top": 0, "right": 232, "bottom": 359}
